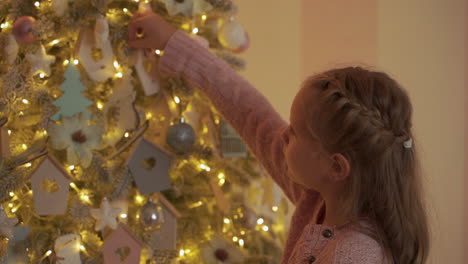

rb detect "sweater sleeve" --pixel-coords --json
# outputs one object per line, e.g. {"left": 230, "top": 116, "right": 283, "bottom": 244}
{"left": 159, "top": 31, "right": 304, "bottom": 204}
{"left": 334, "top": 232, "right": 384, "bottom": 264}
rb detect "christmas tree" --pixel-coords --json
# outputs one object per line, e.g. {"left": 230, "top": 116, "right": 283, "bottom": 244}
{"left": 0, "top": 0, "right": 289, "bottom": 263}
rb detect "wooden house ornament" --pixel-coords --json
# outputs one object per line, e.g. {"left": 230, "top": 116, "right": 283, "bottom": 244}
{"left": 220, "top": 121, "right": 247, "bottom": 158}
{"left": 127, "top": 138, "right": 173, "bottom": 195}
{"left": 149, "top": 193, "right": 181, "bottom": 250}
{"left": 29, "top": 155, "right": 73, "bottom": 215}
{"left": 0, "top": 118, "right": 10, "bottom": 158}
{"left": 101, "top": 224, "right": 143, "bottom": 264}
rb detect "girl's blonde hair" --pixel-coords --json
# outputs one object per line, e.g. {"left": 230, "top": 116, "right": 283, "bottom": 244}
{"left": 304, "top": 67, "right": 429, "bottom": 263}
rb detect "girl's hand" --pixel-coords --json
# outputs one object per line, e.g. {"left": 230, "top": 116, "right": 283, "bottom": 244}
{"left": 128, "top": 10, "right": 177, "bottom": 50}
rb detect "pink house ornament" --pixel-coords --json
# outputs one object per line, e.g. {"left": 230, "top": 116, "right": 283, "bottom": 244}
{"left": 101, "top": 224, "right": 143, "bottom": 264}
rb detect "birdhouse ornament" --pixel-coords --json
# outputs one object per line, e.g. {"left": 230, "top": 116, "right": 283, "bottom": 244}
{"left": 101, "top": 224, "right": 143, "bottom": 264}
{"left": 29, "top": 155, "right": 73, "bottom": 215}
{"left": 126, "top": 138, "right": 173, "bottom": 195}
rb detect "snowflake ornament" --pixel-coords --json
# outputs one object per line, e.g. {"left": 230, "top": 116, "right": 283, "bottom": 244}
{"left": 47, "top": 112, "right": 103, "bottom": 168}
{"left": 201, "top": 235, "right": 244, "bottom": 264}
{"left": 90, "top": 197, "right": 121, "bottom": 231}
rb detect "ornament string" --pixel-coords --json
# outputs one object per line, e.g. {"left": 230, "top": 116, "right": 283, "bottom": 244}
{"left": 109, "top": 120, "right": 149, "bottom": 159}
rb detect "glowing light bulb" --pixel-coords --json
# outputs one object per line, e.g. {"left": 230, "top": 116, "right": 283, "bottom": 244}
{"left": 45, "top": 250, "right": 52, "bottom": 256}
{"left": 174, "top": 96, "right": 180, "bottom": 104}
{"left": 155, "top": 49, "right": 162, "bottom": 55}
{"left": 9, "top": 192, "right": 14, "bottom": 197}
{"left": 262, "top": 225, "right": 269, "bottom": 231}
{"left": 7, "top": 130, "right": 11, "bottom": 136}
{"left": 115, "top": 72, "right": 123, "bottom": 78}
{"left": 179, "top": 249, "right": 185, "bottom": 256}
{"left": 25, "top": 163, "right": 32, "bottom": 167}
{"left": 64, "top": 59, "right": 70, "bottom": 66}
{"left": 257, "top": 218, "right": 264, "bottom": 225}
{"left": 22, "top": 144, "right": 27, "bottom": 150}
{"left": 113, "top": 61, "right": 120, "bottom": 68}
{"left": 272, "top": 206, "right": 279, "bottom": 212}
{"left": 34, "top": 1, "right": 40, "bottom": 7}
{"left": 51, "top": 39, "right": 59, "bottom": 45}
{"left": 79, "top": 245, "right": 85, "bottom": 251}
{"left": 223, "top": 218, "right": 230, "bottom": 224}
{"left": 124, "top": 132, "right": 130, "bottom": 138}
{"left": 232, "top": 236, "right": 238, "bottom": 242}
{"left": 120, "top": 213, "right": 127, "bottom": 218}
{"left": 97, "top": 102, "right": 103, "bottom": 110}
{"left": 123, "top": 8, "right": 129, "bottom": 13}
{"left": 73, "top": 59, "right": 79, "bottom": 65}
{"left": 192, "top": 27, "right": 199, "bottom": 34}
{"left": 1, "top": 22, "right": 9, "bottom": 29}
{"left": 39, "top": 73, "right": 46, "bottom": 79}
{"left": 69, "top": 165, "right": 75, "bottom": 170}
{"left": 239, "top": 239, "right": 244, "bottom": 247}
{"left": 202, "top": 14, "right": 207, "bottom": 21}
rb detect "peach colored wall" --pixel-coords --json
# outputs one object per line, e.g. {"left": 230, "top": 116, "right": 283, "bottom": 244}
{"left": 465, "top": 1, "right": 468, "bottom": 262}
{"left": 234, "top": 0, "right": 466, "bottom": 263}
{"left": 301, "top": 0, "right": 378, "bottom": 78}
{"left": 235, "top": 0, "right": 302, "bottom": 120}
{"left": 378, "top": 1, "right": 465, "bottom": 263}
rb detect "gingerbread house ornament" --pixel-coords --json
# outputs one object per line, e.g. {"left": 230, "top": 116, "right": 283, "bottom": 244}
{"left": 29, "top": 155, "right": 73, "bottom": 215}
{"left": 101, "top": 224, "right": 143, "bottom": 264}
{"left": 126, "top": 138, "right": 173, "bottom": 195}
{"left": 148, "top": 193, "right": 181, "bottom": 250}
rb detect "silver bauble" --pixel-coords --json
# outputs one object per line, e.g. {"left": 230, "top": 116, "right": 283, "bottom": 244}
{"left": 166, "top": 122, "right": 196, "bottom": 154}
{"left": 140, "top": 200, "right": 165, "bottom": 229}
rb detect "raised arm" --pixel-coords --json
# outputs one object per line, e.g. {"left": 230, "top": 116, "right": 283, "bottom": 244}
{"left": 159, "top": 31, "right": 304, "bottom": 204}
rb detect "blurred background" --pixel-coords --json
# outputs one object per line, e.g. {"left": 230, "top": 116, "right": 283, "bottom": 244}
{"left": 235, "top": 0, "right": 466, "bottom": 263}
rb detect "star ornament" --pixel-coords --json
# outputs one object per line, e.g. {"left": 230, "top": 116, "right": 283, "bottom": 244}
{"left": 26, "top": 45, "right": 56, "bottom": 76}
{"left": 0, "top": 206, "right": 18, "bottom": 239}
{"left": 90, "top": 198, "right": 121, "bottom": 231}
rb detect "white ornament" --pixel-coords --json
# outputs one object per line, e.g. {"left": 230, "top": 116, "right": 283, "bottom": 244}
{"left": 218, "top": 19, "right": 248, "bottom": 50}
{"left": 4, "top": 34, "right": 18, "bottom": 65}
{"left": 193, "top": 0, "right": 213, "bottom": 15}
{"left": 163, "top": 0, "right": 212, "bottom": 16}
{"left": 0, "top": 206, "right": 18, "bottom": 239}
{"left": 54, "top": 234, "right": 82, "bottom": 264}
{"left": 163, "top": 0, "right": 193, "bottom": 16}
{"left": 25, "top": 45, "right": 56, "bottom": 76}
{"left": 135, "top": 49, "right": 160, "bottom": 95}
{"left": 90, "top": 197, "right": 121, "bottom": 231}
{"left": 52, "top": 0, "right": 69, "bottom": 16}
{"left": 94, "top": 15, "right": 109, "bottom": 46}
{"left": 77, "top": 16, "right": 115, "bottom": 82}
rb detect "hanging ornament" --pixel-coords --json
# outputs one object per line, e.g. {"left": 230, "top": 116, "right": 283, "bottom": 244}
{"left": 134, "top": 49, "right": 161, "bottom": 96}
{"left": 166, "top": 119, "right": 196, "bottom": 154}
{"left": 0, "top": 206, "right": 18, "bottom": 239}
{"left": 4, "top": 34, "right": 18, "bottom": 65}
{"left": 90, "top": 197, "right": 121, "bottom": 231}
{"left": 54, "top": 234, "right": 82, "bottom": 264}
{"left": 76, "top": 15, "right": 115, "bottom": 82}
{"left": 218, "top": 18, "right": 250, "bottom": 53}
{"left": 139, "top": 199, "right": 165, "bottom": 229}
{"left": 51, "top": 65, "right": 93, "bottom": 121}
{"left": 12, "top": 16, "right": 37, "bottom": 45}
{"left": 25, "top": 45, "right": 56, "bottom": 76}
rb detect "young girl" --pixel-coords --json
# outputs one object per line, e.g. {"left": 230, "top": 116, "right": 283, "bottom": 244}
{"left": 128, "top": 11, "right": 430, "bottom": 264}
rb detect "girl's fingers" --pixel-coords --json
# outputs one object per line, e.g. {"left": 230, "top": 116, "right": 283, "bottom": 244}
{"left": 128, "top": 39, "right": 149, "bottom": 49}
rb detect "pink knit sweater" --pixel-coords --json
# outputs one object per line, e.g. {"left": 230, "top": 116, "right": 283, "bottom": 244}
{"left": 160, "top": 31, "right": 384, "bottom": 264}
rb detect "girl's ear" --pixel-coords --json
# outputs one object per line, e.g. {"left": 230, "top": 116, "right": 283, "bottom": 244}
{"left": 328, "top": 153, "right": 351, "bottom": 182}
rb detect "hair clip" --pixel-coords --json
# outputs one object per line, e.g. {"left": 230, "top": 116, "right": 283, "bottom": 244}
{"left": 403, "top": 138, "right": 412, "bottom": 149}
